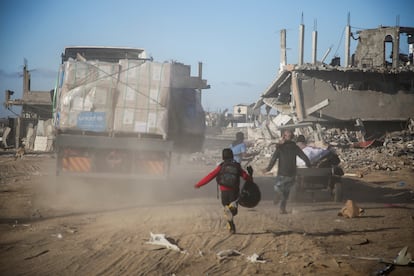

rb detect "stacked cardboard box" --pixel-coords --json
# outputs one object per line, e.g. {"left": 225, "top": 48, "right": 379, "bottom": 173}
{"left": 57, "top": 59, "right": 119, "bottom": 132}
{"left": 56, "top": 58, "right": 201, "bottom": 138}
{"left": 113, "top": 60, "right": 170, "bottom": 137}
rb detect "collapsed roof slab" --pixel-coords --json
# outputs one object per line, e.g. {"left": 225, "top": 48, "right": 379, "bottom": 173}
{"left": 297, "top": 69, "right": 414, "bottom": 122}
{"left": 255, "top": 67, "right": 414, "bottom": 122}
{"left": 253, "top": 70, "right": 291, "bottom": 110}
{"left": 255, "top": 25, "right": 414, "bottom": 124}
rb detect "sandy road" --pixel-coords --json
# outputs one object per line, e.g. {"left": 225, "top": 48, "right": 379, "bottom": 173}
{"left": 0, "top": 145, "right": 413, "bottom": 275}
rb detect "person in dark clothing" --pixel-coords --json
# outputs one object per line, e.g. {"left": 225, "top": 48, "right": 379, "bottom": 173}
{"left": 262, "top": 129, "right": 311, "bottom": 214}
{"left": 194, "top": 148, "right": 252, "bottom": 234}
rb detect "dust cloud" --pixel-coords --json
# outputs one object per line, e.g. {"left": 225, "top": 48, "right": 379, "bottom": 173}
{"left": 31, "top": 151, "right": 221, "bottom": 217}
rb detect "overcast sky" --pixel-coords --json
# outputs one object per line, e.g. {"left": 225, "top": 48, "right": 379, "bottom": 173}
{"left": 1, "top": 0, "right": 413, "bottom": 117}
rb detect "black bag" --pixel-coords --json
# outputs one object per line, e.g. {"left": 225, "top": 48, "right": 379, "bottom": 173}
{"left": 216, "top": 160, "right": 241, "bottom": 189}
{"left": 239, "top": 180, "right": 261, "bottom": 208}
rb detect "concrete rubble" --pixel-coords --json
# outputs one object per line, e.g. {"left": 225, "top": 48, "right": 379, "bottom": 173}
{"left": 146, "top": 232, "right": 184, "bottom": 253}
{"left": 187, "top": 120, "right": 414, "bottom": 178}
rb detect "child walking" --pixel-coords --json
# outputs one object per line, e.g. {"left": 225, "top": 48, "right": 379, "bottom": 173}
{"left": 194, "top": 148, "right": 252, "bottom": 234}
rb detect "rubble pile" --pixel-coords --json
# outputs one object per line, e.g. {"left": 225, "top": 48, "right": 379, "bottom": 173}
{"left": 336, "top": 130, "right": 414, "bottom": 173}
{"left": 245, "top": 127, "right": 414, "bottom": 175}
{"left": 188, "top": 149, "right": 220, "bottom": 166}
{"left": 184, "top": 125, "right": 413, "bottom": 176}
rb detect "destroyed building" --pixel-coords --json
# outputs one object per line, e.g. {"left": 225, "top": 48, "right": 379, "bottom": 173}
{"left": 254, "top": 24, "right": 414, "bottom": 135}
{"left": 231, "top": 23, "right": 414, "bottom": 176}
{"left": 3, "top": 62, "right": 54, "bottom": 150}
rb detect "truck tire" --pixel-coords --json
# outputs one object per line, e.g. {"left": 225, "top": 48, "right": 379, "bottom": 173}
{"left": 333, "top": 182, "right": 342, "bottom": 202}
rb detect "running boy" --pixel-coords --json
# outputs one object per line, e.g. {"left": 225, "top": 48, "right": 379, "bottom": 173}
{"left": 194, "top": 148, "right": 252, "bottom": 234}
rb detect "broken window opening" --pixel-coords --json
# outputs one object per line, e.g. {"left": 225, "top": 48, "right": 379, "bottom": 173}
{"left": 384, "top": 35, "right": 393, "bottom": 67}
{"left": 398, "top": 32, "right": 411, "bottom": 65}
{"left": 408, "top": 34, "right": 414, "bottom": 65}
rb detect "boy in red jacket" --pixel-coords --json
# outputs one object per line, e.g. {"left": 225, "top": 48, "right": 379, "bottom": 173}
{"left": 194, "top": 148, "right": 252, "bottom": 234}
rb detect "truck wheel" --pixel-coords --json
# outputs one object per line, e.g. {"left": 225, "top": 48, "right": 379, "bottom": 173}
{"left": 333, "top": 182, "right": 342, "bottom": 202}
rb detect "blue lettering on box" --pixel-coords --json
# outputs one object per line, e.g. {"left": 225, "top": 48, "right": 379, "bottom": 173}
{"left": 77, "top": 112, "right": 106, "bottom": 132}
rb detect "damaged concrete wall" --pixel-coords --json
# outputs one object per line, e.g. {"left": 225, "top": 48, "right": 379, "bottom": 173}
{"left": 353, "top": 27, "right": 400, "bottom": 68}
{"left": 255, "top": 25, "right": 414, "bottom": 127}
{"left": 297, "top": 69, "right": 414, "bottom": 121}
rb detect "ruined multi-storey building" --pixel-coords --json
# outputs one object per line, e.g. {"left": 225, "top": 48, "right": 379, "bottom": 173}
{"left": 255, "top": 24, "right": 414, "bottom": 132}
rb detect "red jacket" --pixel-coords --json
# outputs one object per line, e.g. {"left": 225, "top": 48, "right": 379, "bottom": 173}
{"left": 195, "top": 163, "right": 252, "bottom": 191}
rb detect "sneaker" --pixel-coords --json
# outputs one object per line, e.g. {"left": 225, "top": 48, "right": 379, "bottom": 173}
{"left": 228, "top": 200, "right": 238, "bottom": 210}
{"left": 224, "top": 205, "right": 233, "bottom": 221}
{"left": 226, "top": 221, "right": 231, "bottom": 230}
{"left": 227, "top": 220, "right": 236, "bottom": 234}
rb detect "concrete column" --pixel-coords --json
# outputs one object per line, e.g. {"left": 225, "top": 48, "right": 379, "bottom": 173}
{"left": 198, "top": 62, "right": 203, "bottom": 80}
{"left": 15, "top": 117, "right": 20, "bottom": 149}
{"left": 23, "top": 66, "right": 30, "bottom": 94}
{"left": 345, "top": 25, "right": 351, "bottom": 67}
{"left": 2, "top": 127, "right": 11, "bottom": 148}
{"left": 291, "top": 72, "right": 305, "bottom": 121}
{"left": 298, "top": 24, "right": 305, "bottom": 66}
{"left": 392, "top": 32, "right": 400, "bottom": 68}
{"left": 312, "top": 30, "right": 318, "bottom": 64}
{"left": 196, "top": 62, "right": 203, "bottom": 103}
{"left": 280, "top": 29, "right": 287, "bottom": 71}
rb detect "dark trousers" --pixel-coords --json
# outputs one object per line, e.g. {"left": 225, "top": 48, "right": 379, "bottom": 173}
{"left": 274, "top": 176, "right": 294, "bottom": 211}
{"left": 221, "top": 189, "right": 239, "bottom": 216}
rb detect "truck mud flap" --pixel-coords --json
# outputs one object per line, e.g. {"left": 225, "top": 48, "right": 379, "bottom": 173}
{"left": 62, "top": 156, "right": 92, "bottom": 172}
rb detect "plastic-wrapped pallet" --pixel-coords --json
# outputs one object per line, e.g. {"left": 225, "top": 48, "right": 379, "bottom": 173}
{"left": 114, "top": 60, "right": 170, "bottom": 137}
{"left": 55, "top": 59, "right": 119, "bottom": 132}
{"left": 61, "top": 58, "right": 119, "bottom": 90}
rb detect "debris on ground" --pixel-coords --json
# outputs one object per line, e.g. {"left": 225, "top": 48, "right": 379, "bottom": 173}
{"left": 373, "top": 246, "right": 413, "bottom": 276}
{"left": 337, "top": 200, "right": 365, "bottom": 218}
{"left": 189, "top": 121, "right": 414, "bottom": 180}
{"left": 146, "top": 232, "right": 183, "bottom": 252}
{"left": 394, "top": 246, "right": 413, "bottom": 266}
{"left": 216, "top": 249, "right": 242, "bottom": 260}
{"left": 375, "top": 263, "right": 394, "bottom": 276}
{"left": 353, "top": 238, "right": 370, "bottom": 246}
{"left": 51, "top": 233, "right": 63, "bottom": 239}
{"left": 246, "top": 253, "right": 267, "bottom": 263}
{"left": 337, "top": 246, "right": 414, "bottom": 276}
{"left": 24, "top": 250, "right": 50, "bottom": 260}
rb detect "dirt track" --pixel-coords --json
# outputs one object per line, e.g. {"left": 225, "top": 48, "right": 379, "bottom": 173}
{"left": 0, "top": 139, "right": 413, "bottom": 275}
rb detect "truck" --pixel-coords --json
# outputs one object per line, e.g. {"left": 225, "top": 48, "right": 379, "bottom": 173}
{"left": 53, "top": 46, "right": 209, "bottom": 179}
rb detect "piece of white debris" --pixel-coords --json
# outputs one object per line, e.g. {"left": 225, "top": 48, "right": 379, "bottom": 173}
{"left": 51, "top": 233, "right": 63, "bottom": 239}
{"left": 394, "top": 246, "right": 413, "bottom": 265}
{"left": 247, "top": 253, "right": 267, "bottom": 263}
{"left": 146, "top": 232, "right": 182, "bottom": 252}
{"left": 216, "top": 249, "right": 242, "bottom": 260}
